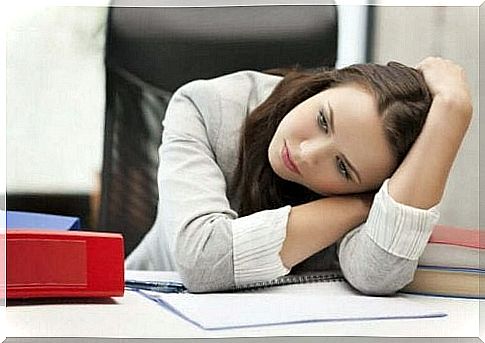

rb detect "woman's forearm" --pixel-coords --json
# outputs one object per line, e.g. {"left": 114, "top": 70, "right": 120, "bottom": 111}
{"left": 388, "top": 95, "right": 472, "bottom": 209}
{"left": 389, "top": 57, "right": 474, "bottom": 209}
{"left": 280, "top": 195, "right": 370, "bottom": 269}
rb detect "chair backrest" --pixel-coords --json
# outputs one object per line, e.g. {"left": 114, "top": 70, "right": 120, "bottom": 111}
{"left": 99, "top": 3, "right": 339, "bottom": 256}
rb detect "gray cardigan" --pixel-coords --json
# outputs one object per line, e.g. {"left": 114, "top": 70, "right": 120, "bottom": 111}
{"left": 126, "top": 70, "right": 440, "bottom": 294}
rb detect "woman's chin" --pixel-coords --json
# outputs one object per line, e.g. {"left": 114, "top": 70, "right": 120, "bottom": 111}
{"left": 274, "top": 169, "right": 293, "bottom": 182}
{"left": 269, "top": 161, "right": 292, "bottom": 182}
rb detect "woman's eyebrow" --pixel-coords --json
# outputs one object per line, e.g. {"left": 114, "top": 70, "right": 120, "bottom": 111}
{"left": 327, "top": 101, "right": 362, "bottom": 184}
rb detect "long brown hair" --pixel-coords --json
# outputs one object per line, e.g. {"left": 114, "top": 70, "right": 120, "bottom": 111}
{"left": 230, "top": 62, "right": 432, "bottom": 217}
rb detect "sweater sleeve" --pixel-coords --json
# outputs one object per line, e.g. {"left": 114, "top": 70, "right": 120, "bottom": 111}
{"left": 337, "top": 179, "right": 440, "bottom": 295}
{"left": 153, "top": 78, "right": 290, "bottom": 293}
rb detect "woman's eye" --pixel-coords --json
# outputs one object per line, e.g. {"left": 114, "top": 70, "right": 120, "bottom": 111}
{"left": 337, "top": 157, "right": 351, "bottom": 180}
{"left": 317, "top": 110, "right": 329, "bottom": 133}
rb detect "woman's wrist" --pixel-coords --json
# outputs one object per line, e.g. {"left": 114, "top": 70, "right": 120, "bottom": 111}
{"left": 426, "top": 93, "right": 472, "bottom": 135}
{"left": 432, "top": 92, "right": 472, "bottom": 117}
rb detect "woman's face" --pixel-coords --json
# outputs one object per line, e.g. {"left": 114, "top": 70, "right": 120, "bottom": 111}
{"left": 268, "top": 83, "right": 397, "bottom": 196}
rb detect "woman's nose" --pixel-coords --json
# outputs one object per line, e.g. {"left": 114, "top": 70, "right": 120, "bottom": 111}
{"left": 299, "top": 138, "right": 333, "bottom": 166}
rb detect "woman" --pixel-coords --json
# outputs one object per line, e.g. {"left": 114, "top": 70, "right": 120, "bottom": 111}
{"left": 126, "top": 57, "right": 473, "bottom": 294}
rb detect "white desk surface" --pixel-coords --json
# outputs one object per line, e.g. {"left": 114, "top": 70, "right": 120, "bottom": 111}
{"left": 6, "top": 271, "right": 482, "bottom": 339}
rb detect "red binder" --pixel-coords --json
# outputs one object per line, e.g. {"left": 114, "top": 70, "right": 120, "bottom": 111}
{"left": 6, "top": 230, "right": 125, "bottom": 299}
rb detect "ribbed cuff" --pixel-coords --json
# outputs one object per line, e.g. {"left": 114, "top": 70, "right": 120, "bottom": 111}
{"left": 232, "top": 205, "right": 292, "bottom": 285}
{"left": 365, "top": 179, "right": 441, "bottom": 260}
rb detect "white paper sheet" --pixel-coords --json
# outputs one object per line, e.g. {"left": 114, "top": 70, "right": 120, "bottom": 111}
{"left": 139, "top": 291, "right": 447, "bottom": 330}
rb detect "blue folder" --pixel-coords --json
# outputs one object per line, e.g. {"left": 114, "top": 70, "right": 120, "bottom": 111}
{"left": 6, "top": 210, "right": 81, "bottom": 230}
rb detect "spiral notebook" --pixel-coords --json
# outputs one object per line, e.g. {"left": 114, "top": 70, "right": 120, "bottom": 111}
{"left": 233, "top": 271, "right": 345, "bottom": 291}
{"left": 126, "top": 270, "right": 447, "bottom": 330}
{"left": 125, "top": 270, "right": 345, "bottom": 293}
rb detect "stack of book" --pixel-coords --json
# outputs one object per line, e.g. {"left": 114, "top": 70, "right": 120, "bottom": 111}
{"left": 401, "top": 225, "right": 484, "bottom": 299}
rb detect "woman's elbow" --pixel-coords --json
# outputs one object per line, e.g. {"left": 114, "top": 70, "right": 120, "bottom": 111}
{"left": 176, "top": 265, "right": 223, "bottom": 293}
{"left": 175, "top": 253, "right": 232, "bottom": 293}
{"left": 338, "top": 227, "right": 419, "bottom": 295}
{"left": 174, "top": 222, "right": 236, "bottom": 293}
{"left": 340, "top": 258, "right": 417, "bottom": 296}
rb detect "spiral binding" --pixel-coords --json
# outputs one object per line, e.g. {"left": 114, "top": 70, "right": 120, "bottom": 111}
{"left": 233, "top": 271, "right": 345, "bottom": 292}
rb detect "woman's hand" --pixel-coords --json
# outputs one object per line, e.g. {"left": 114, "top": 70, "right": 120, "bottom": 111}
{"left": 416, "top": 56, "right": 473, "bottom": 126}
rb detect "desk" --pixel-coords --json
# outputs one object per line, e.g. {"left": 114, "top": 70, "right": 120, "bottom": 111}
{"left": 6, "top": 271, "right": 482, "bottom": 339}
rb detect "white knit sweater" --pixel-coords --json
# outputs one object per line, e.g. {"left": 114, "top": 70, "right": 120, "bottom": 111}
{"left": 125, "top": 70, "right": 440, "bottom": 294}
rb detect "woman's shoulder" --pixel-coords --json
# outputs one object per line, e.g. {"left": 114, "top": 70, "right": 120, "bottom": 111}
{"left": 209, "top": 70, "right": 283, "bottom": 90}
{"left": 175, "top": 70, "right": 282, "bottom": 108}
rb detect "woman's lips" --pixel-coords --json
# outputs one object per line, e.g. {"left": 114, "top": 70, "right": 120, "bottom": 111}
{"left": 282, "top": 141, "right": 301, "bottom": 175}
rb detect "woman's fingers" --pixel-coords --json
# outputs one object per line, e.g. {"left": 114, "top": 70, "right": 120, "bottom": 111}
{"left": 416, "top": 57, "right": 470, "bottom": 98}
{"left": 416, "top": 56, "right": 473, "bottom": 126}
{"left": 416, "top": 56, "right": 451, "bottom": 70}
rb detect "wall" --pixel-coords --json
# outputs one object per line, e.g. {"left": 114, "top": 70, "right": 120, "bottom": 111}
{"left": 371, "top": 6, "right": 480, "bottom": 228}
{"left": 7, "top": 6, "right": 108, "bottom": 194}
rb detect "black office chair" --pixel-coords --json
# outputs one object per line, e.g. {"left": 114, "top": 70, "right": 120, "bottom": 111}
{"left": 98, "top": 3, "right": 339, "bottom": 256}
